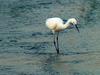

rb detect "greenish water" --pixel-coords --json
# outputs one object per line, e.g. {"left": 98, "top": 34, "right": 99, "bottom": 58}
{"left": 0, "top": 0, "right": 100, "bottom": 75}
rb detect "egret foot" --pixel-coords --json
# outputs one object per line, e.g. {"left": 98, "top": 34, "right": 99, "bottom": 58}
{"left": 56, "top": 49, "right": 59, "bottom": 54}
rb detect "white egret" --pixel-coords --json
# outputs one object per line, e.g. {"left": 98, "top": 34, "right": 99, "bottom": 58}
{"left": 46, "top": 17, "right": 79, "bottom": 54}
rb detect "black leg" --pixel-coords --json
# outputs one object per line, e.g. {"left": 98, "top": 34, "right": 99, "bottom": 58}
{"left": 53, "top": 33, "right": 59, "bottom": 54}
{"left": 56, "top": 32, "right": 59, "bottom": 54}
{"left": 53, "top": 33, "right": 57, "bottom": 50}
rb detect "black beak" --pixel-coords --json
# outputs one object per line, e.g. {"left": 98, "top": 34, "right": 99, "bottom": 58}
{"left": 75, "top": 25, "right": 80, "bottom": 32}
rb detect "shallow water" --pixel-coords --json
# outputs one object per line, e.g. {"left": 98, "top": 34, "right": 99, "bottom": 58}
{"left": 0, "top": 0, "right": 100, "bottom": 75}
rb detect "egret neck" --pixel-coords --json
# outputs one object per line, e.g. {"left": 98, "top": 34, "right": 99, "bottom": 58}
{"left": 62, "top": 20, "right": 71, "bottom": 30}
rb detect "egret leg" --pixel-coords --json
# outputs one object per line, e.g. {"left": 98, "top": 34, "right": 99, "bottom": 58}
{"left": 53, "top": 32, "right": 59, "bottom": 54}
{"left": 56, "top": 32, "right": 59, "bottom": 54}
{"left": 53, "top": 33, "right": 57, "bottom": 50}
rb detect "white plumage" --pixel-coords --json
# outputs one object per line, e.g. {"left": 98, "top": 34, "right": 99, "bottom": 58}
{"left": 46, "top": 17, "right": 78, "bottom": 33}
{"left": 45, "top": 17, "right": 79, "bottom": 54}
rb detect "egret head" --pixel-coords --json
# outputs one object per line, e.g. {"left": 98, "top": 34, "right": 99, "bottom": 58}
{"left": 68, "top": 18, "right": 79, "bottom": 32}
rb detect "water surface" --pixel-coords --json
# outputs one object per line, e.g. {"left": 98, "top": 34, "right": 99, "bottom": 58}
{"left": 0, "top": 0, "right": 100, "bottom": 75}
